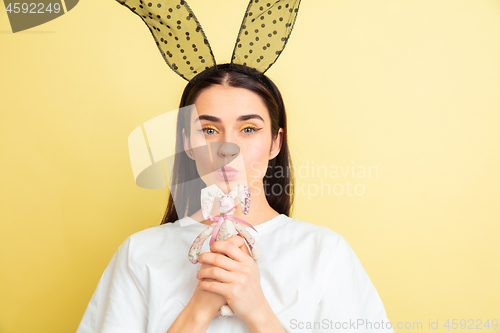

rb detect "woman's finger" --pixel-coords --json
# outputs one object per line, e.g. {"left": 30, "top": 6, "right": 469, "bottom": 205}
{"left": 227, "top": 235, "right": 252, "bottom": 257}
{"left": 210, "top": 236, "right": 250, "bottom": 263}
{"left": 197, "top": 278, "right": 233, "bottom": 299}
{"left": 199, "top": 251, "right": 238, "bottom": 272}
{"left": 199, "top": 262, "right": 219, "bottom": 282}
{"left": 197, "top": 265, "right": 233, "bottom": 284}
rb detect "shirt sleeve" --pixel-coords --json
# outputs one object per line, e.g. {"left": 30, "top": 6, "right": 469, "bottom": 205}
{"left": 76, "top": 237, "right": 149, "bottom": 333}
{"left": 313, "top": 235, "right": 394, "bottom": 333}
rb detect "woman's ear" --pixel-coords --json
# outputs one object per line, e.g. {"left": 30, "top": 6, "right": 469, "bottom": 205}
{"left": 269, "top": 128, "right": 283, "bottom": 160}
{"left": 182, "top": 128, "right": 195, "bottom": 160}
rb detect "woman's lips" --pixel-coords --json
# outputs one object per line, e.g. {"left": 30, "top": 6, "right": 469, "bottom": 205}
{"left": 217, "top": 166, "right": 239, "bottom": 180}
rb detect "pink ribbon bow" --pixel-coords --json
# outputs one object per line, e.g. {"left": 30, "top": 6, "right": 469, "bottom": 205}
{"left": 207, "top": 205, "right": 258, "bottom": 247}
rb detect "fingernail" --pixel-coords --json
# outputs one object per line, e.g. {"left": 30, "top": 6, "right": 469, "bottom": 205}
{"left": 196, "top": 271, "right": 200, "bottom": 279}
{"left": 197, "top": 281, "right": 201, "bottom": 288}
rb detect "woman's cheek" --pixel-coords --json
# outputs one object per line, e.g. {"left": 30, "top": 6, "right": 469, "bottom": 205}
{"left": 245, "top": 149, "right": 269, "bottom": 182}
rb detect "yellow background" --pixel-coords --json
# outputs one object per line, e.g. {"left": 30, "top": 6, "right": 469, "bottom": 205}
{"left": 1, "top": 0, "right": 499, "bottom": 332}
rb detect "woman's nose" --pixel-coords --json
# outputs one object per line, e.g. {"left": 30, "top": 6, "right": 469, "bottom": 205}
{"left": 217, "top": 142, "right": 240, "bottom": 158}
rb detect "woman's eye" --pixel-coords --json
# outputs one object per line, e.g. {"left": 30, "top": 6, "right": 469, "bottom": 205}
{"left": 197, "top": 126, "right": 218, "bottom": 136}
{"left": 243, "top": 127, "right": 255, "bottom": 134}
{"left": 198, "top": 125, "right": 261, "bottom": 136}
{"left": 241, "top": 126, "right": 262, "bottom": 135}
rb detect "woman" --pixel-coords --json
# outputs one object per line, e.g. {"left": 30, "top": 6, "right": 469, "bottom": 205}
{"left": 76, "top": 64, "right": 394, "bottom": 333}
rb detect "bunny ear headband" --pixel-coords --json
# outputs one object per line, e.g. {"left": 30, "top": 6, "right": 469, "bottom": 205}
{"left": 115, "top": 0, "right": 301, "bottom": 82}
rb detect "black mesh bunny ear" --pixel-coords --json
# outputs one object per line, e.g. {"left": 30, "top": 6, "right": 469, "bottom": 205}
{"left": 231, "top": 0, "right": 301, "bottom": 74}
{"left": 116, "top": 0, "right": 216, "bottom": 81}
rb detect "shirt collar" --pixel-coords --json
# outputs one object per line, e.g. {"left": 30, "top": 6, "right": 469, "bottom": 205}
{"left": 177, "top": 214, "right": 287, "bottom": 235}
{"left": 178, "top": 216, "right": 203, "bottom": 227}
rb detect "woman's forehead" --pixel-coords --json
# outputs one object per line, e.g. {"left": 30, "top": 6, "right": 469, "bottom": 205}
{"left": 192, "top": 85, "right": 269, "bottom": 122}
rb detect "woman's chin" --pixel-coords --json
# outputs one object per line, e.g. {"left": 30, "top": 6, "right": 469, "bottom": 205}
{"left": 210, "top": 178, "right": 240, "bottom": 191}
{"left": 201, "top": 174, "right": 247, "bottom": 191}
{"left": 216, "top": 178, "right": 238, "bottom": 189}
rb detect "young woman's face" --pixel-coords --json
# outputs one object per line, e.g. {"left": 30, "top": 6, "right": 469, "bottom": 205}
{"left": 183, "top": 84, "right": 282, "bottom": 193}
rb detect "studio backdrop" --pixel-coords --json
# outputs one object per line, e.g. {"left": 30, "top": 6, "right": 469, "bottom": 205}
{"left": 1, "top": 0, "right": 499, "bottom": 332}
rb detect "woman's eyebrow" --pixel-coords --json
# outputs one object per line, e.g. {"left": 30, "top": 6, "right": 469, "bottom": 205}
{"left": 237, "top": 114, "right": 265, "bottom": 122}
{"left": 194, "top": 114, "right": 265, "bottom": 123}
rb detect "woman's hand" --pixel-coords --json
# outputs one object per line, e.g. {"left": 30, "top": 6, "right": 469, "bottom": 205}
{"left": 196, "top": 235, "right": 269, "bottom": 324}
{"left": 188, "top": 263, "right": 228, "bottom": 323}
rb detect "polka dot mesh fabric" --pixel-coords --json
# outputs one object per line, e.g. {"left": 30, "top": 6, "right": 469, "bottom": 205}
{"left": 116, "top": 0, "right": 301, "bottom": 81}
{"left": 231, "top": 0, "right": 300, "bottom": 73}
{"left": 117, "top": 0, "right": 216, "bottom": 80}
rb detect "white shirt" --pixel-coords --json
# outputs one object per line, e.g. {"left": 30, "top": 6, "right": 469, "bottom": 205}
{"left": 76, "top": 214, "right": 394, "bottom": 333}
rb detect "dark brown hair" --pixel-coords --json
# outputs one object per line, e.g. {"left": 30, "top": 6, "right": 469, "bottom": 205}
{"left": 160, "top": 64, "right": 294, "bottom": 224}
